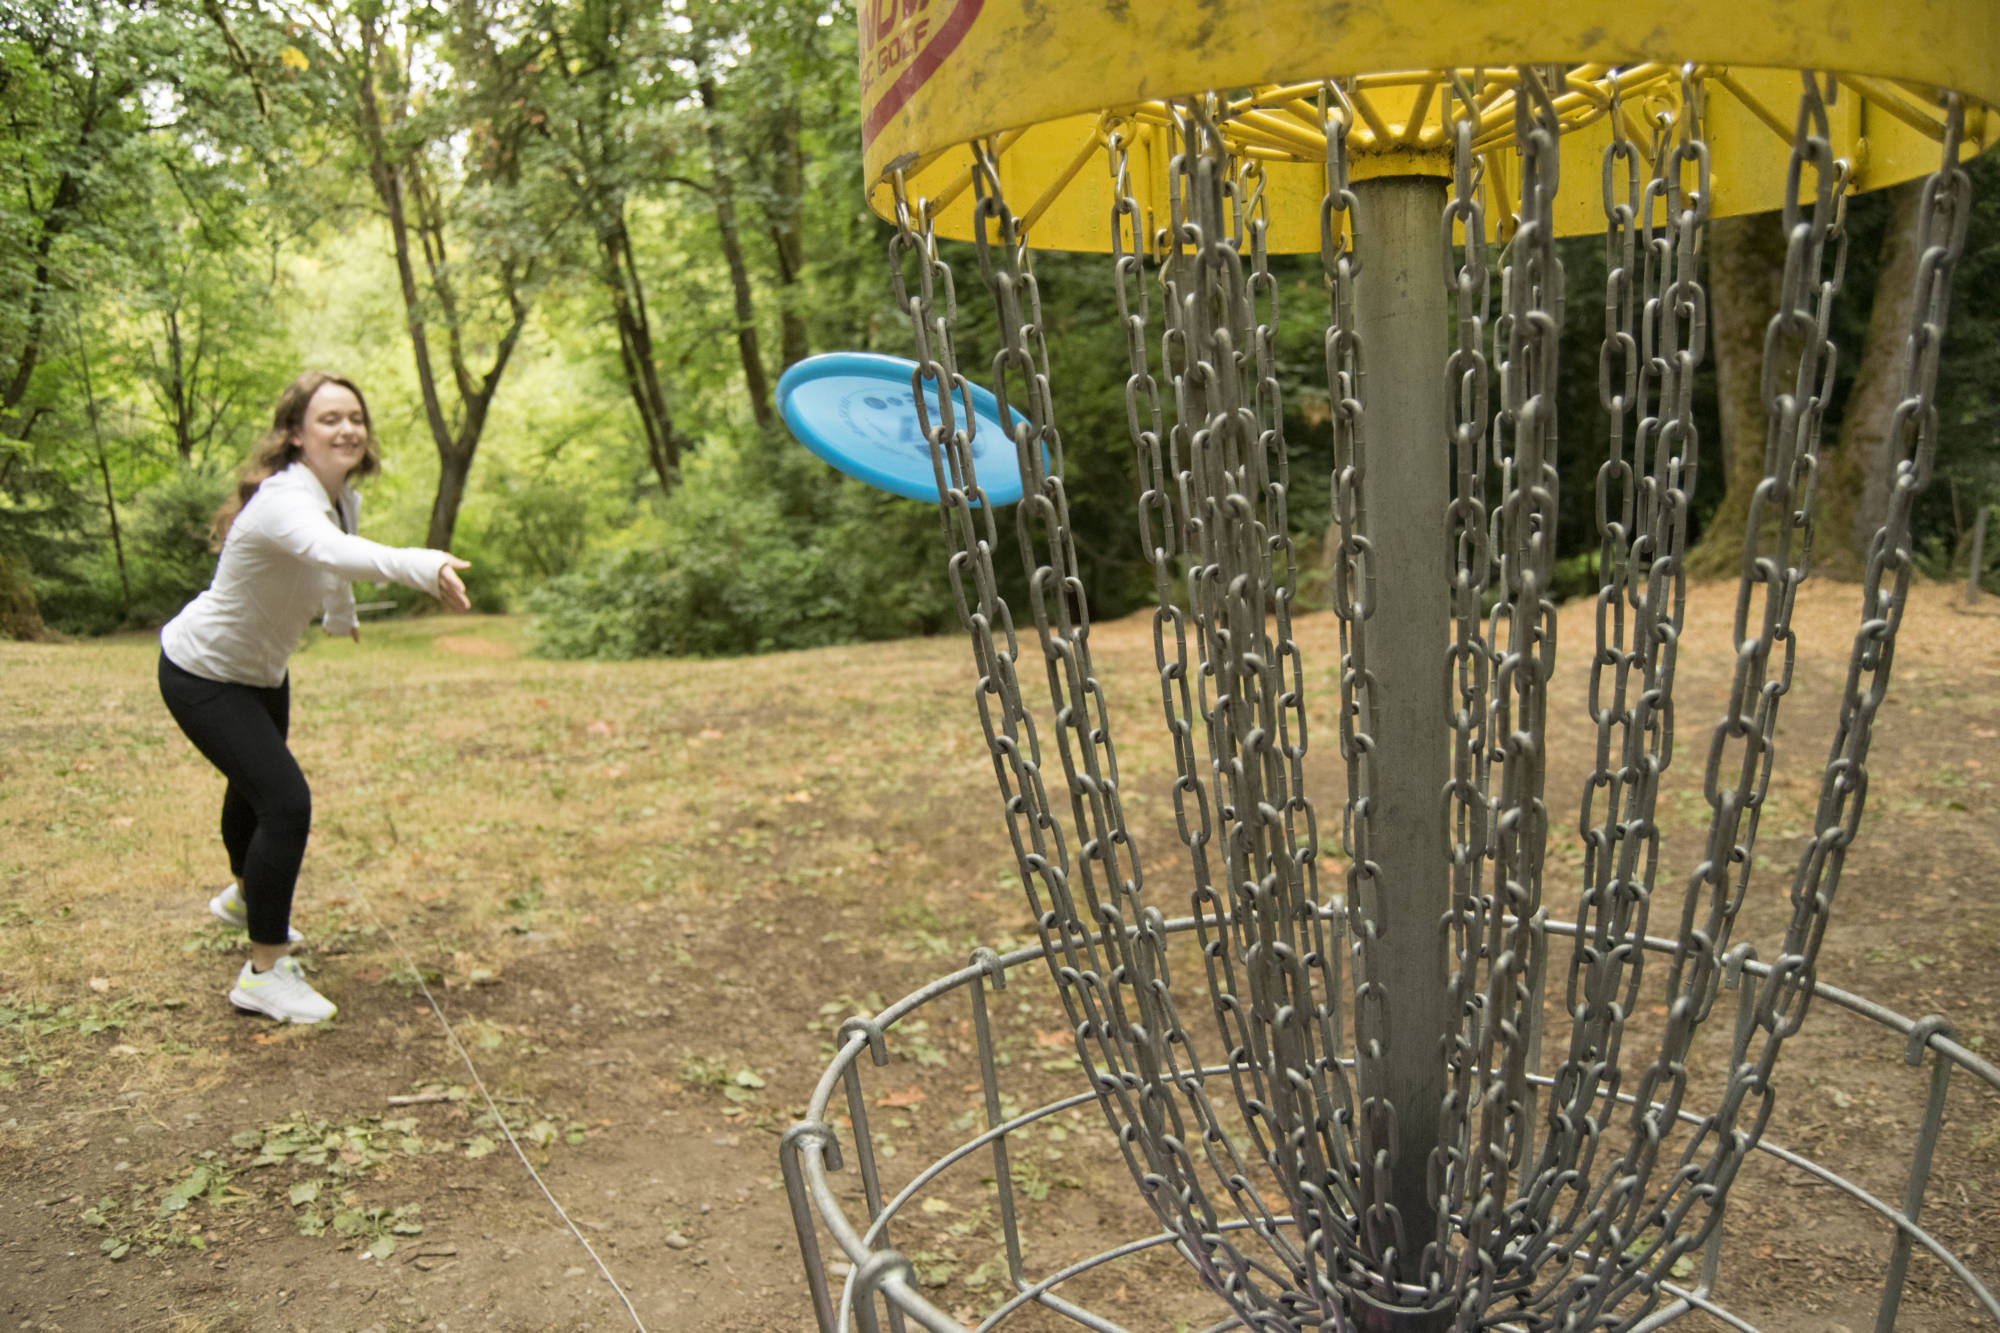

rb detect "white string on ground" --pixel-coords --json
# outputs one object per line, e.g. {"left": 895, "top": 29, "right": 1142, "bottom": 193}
{"left": 349, "top": 889, "right": 651, "bottom": 1333}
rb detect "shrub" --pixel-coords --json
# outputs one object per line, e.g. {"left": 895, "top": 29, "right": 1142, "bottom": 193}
{"left": 528, "top": 432, "right": 957, "bottom": 660}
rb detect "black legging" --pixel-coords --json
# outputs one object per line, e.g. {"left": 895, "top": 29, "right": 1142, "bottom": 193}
{"left": 157, "top": 653, "right": 310, "bottom": 945}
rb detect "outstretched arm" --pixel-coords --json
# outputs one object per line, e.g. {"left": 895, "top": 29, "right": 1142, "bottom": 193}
{"left": 255, "top": 485, "right": 455, "bottom": 598}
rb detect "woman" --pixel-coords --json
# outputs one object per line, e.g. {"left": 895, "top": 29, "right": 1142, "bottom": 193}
{"left": 159, "top": 371, "right": 472, "bottom": 1024}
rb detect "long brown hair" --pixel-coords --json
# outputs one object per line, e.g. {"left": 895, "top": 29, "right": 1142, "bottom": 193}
{"left": 210, "top": 371, "right": 383, "bottom": 548}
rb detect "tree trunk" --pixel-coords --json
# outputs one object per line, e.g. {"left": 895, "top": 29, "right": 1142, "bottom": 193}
{"left": 700, "top": 77, "right": 773, "bottom": 429}
{"left": 428, "top": 445, "right": 476, "bottom": 553}
{"left": 93, "top": 431, "right": 130, "bottom": 611}
{"left": 769, "top": 95, "right": 809, "bottom": 371}
{"left": 425, "top": 299, "right": 527, "bottom": 552}
{"left": 1819, "top": 179, "right": 1926, "bottom": 578}
{"left": 600, "top": 208, "right": 683, "bottom": 494}
{"left": 0, "top": 554, "right": 49, "bottom": 641}
{"left": 159, "top": 306, "right": 197, "bottom": 460}
{"left": 75, "top": 311, "right": 130, "bottom": 610}
{"left": 1687, "top": 208, "right": 1790, "bottom": 577}
{"left": 1, "top": 170, "right": 80, "bottom": 434}
{"left": 352, "top": 14, "right": 530, "bottom": 554}
{"left": 354, "top": 20, "right": 455, "bottom": 469}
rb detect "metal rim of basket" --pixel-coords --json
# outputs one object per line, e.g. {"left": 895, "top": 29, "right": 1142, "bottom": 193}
{"left": 783, "top": 913, "right": 2000, "bottom": 1333}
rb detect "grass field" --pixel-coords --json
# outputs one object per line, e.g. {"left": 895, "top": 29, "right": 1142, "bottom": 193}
{"left": 2, "top": 582, "right": 1997, "bottom": 1332}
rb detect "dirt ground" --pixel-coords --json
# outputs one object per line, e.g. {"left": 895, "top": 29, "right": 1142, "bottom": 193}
{"left": 2, "top": 578, "right": 1996, "bottom": 1333}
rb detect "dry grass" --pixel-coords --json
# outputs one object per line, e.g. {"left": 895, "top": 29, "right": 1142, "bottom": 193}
{"left": 1, "top": 578, "right": 1996, "bottom": 1331}
{"left": 1, "top": 610, "right": 1001, "bottom": 1072}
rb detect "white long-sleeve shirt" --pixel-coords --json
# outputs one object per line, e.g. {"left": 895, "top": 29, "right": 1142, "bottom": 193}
{"left": 161, "top": 462, "right": 451, "bottom": 687}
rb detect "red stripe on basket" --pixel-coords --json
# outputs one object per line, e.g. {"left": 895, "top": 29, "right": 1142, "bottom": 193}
{"left": 861, "top": 0, "right": 987, "bottom": 147}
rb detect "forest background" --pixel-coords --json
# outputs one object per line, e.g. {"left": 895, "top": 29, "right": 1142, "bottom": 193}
{"left": 4, "top": 0, "right": 2000, "bottom": 656}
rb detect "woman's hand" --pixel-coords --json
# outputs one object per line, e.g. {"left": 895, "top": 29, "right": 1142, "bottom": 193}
{"left": 438, "top": 557, "right": 472, "bottom": 611}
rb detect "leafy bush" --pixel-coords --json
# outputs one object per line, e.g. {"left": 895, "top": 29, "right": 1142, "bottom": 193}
{"left": 123, "top": 465, "right": 228, "bottom": 625}
{"left": 31, "top": 464, "right": 226, "bottom": 634}
{"left": 529, "top": 499, "right": 835, "bottom": 659}
{"left": 529, "top": 434, "right": 955, "bottom": 659}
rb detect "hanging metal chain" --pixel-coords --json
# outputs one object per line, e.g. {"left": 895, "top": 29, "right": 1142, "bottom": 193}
{"left": 1508, "top": 73, "right": 1714, "bottom": 1307}
{"left": 1170, "top": 94, "right": 1367, "bottom": 1322}
{"left": 1437, "top": 81, "right": 1496, "bottom": 1306}
{"left": 894, "top": 108, "right": 1385, "bottom": 1326}
{"left": 1691, "top": 78, "right": 1973, "bottom": 1285}
{"left": 1105, "top": 118, "right": 1297, "bottom": 1285}
{"left": 887, "top": 160, "right": 1181, "bottom": 1267}
{"left": 1738, "top": 84, "right": 1973, "bottom": 1128}
{"left": 1529, "top": 75, "right": 1851, "bottom": 1331}
{"left": 968, "top": 139, "right": 1233, "bottom": 1268}
{"left": 1310, "top": 84, "right": 1408, "bottom": 1293}
{"left": 1441, "top": 66, "right": 1565, "bottom": 1320}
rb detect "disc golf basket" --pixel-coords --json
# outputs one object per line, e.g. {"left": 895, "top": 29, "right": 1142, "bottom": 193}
{"left": 779, "top": 4, "right": 2000, "bottom": 1330}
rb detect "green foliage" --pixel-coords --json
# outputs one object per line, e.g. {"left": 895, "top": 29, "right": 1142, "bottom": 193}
{"left": 8, "top": 0, "right": 2000, "bottom": 650}
{"left": 529, "top": 429, "right": 954, "bottom": 658}
{"left": 121, "top": 465, "right": 227, "bottom": 621}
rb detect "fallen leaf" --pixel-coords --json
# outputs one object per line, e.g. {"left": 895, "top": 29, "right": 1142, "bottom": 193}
{"left": 88, "top": 977, "right": 110, "bottom": 993}
{"left": 587, "top": 720, "right": 613, "bottom": 737}
{"left": 1034, "top": 1029, "right": 1071, "bottom": 1049}
{"left": 877, "top": 1086, "right": 926, "bottom": 1108}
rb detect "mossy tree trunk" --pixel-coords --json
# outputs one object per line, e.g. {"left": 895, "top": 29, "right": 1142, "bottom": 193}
{"left": 0, "top": 554, "right": 50, "bottom": 641}
{"left": 1687, "top": 209, "right": 1789, "bottom": 578}
{"left": 1818, "top": 180, "right": 1926, "bottom": 578}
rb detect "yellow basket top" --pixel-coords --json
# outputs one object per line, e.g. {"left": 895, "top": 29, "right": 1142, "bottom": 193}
{"left": 859, "top": 0, "right": 2000, "bottom": 250}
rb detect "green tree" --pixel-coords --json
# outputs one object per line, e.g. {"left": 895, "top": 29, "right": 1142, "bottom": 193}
{"left": 270, "top": 0, "right": 550, "bottom": 551}
{"left": 523, "top": 0, "right": 698, "bottom": 495}
{"left": 1, "top": 0, "right": 270, "bottom": 634}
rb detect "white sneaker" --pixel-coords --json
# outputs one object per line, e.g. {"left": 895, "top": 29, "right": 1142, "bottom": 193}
{"left": 228, "top": 957, "right": 337, "bottom": 1024}
{"left": 209, "top": 882, "right": 303, "bottom": 943}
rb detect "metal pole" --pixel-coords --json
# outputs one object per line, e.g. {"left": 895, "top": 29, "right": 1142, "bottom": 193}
{"left": 1351, "top": 173, "right": 1454, "bottom": 1325}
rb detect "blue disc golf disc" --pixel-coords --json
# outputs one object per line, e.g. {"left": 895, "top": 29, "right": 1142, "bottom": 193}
{"left": 776, "top": 352, "right": 1029, "bottom": 505}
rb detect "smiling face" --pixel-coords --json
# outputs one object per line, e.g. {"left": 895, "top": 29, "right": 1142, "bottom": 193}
{"left": 293, "top": 382, "right": 370, "bottom": 497}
